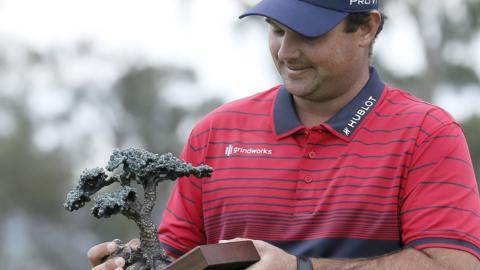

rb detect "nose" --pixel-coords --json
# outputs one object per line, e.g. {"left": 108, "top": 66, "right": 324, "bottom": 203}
{"left": 277, "top": 31, "right": 301, "bottom": 62}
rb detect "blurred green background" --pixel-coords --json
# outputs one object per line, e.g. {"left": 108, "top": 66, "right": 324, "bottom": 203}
{"left": 0, "top": 0, "right": 479, "bottom": 269}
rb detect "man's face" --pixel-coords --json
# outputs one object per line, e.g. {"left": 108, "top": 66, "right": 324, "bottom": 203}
{"left": 267, "top": 19, "right": 363, "bottom": 102}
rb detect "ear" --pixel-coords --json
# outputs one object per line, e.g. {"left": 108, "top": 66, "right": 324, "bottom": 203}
{"left": 357, "top": 11, "right": 382, "bottom": 49}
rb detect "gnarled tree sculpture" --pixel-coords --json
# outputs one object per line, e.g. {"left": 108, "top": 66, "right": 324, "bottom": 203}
{"left": 64, "top": 148, "right": 213, "bottom": 270}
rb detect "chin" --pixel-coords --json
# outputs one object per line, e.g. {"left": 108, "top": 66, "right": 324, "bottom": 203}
{"left": 284, "top": 84, "right": 314, "bottom": 98}
{"left": 283, "top": 78, "right": 313, "bottom": 93}
{"left": 282, "top": 74, "right": 323, "bottom": 95}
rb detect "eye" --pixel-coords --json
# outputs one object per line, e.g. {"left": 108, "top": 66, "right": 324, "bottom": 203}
{"left": 266, "top": 19, "right": 285, "bottom": 36}
{"left": 271, "top": 27, "right": 285, "bottom": 36}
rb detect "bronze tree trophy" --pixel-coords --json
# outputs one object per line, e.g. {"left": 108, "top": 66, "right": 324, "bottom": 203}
{"left": 64, "top": 148, "right": 259, "bottom": 270}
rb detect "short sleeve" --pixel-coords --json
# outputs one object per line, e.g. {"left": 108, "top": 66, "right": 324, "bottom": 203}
{"left": 157, "top": 130, "right": 208, "bottom": 258}
{"left": 400, "top": 122, "right": 480, "bottom": 259}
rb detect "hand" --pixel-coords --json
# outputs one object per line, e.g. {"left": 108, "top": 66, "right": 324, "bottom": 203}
{"left": 220, "top": 238, "right": 296, "bottom": 270}
{"left": 87, "top": 239, "right": 140, "bottom": 270}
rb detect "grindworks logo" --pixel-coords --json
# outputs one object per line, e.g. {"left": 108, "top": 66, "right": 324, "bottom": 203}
{"left": 225, "top": 144, "right": 273, "bottom": 157}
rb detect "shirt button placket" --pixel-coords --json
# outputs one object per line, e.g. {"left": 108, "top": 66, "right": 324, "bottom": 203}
{"left": 303, "top": 129, "right": 315, "bottom": 184}
{"left": 296, "top": 128, "right": 315, "bottom": 214}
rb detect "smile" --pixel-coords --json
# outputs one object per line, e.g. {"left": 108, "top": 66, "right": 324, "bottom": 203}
{"left": 285, "top": 66, "right": 310, "bottom": 77}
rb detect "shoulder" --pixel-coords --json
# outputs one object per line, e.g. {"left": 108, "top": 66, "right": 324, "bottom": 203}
{"left": 209, "top": 85, "right": 280, "bottom": 114}
{"left": 371, "top": 85, "right": 464, "bottom": 145}
{"left": 379, "top": 85, "right": 460, "bottom": 133}
{"left": 189, "top": 85, "right": 281, "bottom": 135}
{"left": 182, "top": 85, "right": 280, "bottom": 162}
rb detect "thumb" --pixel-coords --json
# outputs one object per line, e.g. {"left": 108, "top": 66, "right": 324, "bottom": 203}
{"left": 127, "top": 239, "right": 141, "bottom": 250}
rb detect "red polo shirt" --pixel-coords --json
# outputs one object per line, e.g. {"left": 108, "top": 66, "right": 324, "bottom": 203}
{"left": 158, "top": 68, "right": 480, "bottom": 259}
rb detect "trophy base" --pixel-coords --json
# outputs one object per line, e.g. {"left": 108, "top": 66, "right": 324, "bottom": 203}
{"left": 165, "top": 241, "right": 260, "bottom": 270}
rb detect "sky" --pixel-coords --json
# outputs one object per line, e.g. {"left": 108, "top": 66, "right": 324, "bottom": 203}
{"left": 0, "top": 0, "right": 478, "bottom": 118}
{"left": 0, "top": 0, "right": 275, "bottom": 101}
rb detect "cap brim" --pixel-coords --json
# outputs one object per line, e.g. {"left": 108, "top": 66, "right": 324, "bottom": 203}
{"left": 239, "top": 0, "right": 348, "bottom": 37}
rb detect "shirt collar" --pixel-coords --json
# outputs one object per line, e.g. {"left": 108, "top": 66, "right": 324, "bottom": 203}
{"left": 273, "top": 67, "right": 385, "bottom": 141}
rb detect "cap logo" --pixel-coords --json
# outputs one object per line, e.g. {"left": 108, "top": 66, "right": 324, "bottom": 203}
{"left": 300, "top": 0, "right": 379, "bottom": 11}
{"left": 350, "top": 0, "right": 377, "bottom": 6}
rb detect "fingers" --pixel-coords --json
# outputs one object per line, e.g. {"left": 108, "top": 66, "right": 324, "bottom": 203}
{"left": 126, "top": 239, "right": 141, "bottom": 250}
{"left": 88, "top": 239, "right": 141, "bottom": 270}
{"left": 91, "top": 257, "right": 125, "bottom": 270}
{"left": 87, "top": 241, "right": 118, "bottom": 267}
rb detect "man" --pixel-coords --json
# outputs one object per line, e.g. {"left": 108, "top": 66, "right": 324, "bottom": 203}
{"left": 88, "top": 0, "right": 480, "bottom": 269}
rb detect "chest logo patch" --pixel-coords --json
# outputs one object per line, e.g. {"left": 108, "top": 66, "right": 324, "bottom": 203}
{"left": 225, "top": 144, "right": 273, "bottom": 157}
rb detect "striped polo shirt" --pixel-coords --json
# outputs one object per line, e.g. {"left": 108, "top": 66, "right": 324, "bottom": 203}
{"left": 158, "top": 68, "right": 480, "bottom": 260}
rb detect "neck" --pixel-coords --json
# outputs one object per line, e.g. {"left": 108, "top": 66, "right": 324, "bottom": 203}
{"left": 294, "top": 67, "right": 371, "bottom": 127}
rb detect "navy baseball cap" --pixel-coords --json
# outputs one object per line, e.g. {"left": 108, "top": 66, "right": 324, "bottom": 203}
{"left": 239, "top": 0, "right": 379, "bottom": 37}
